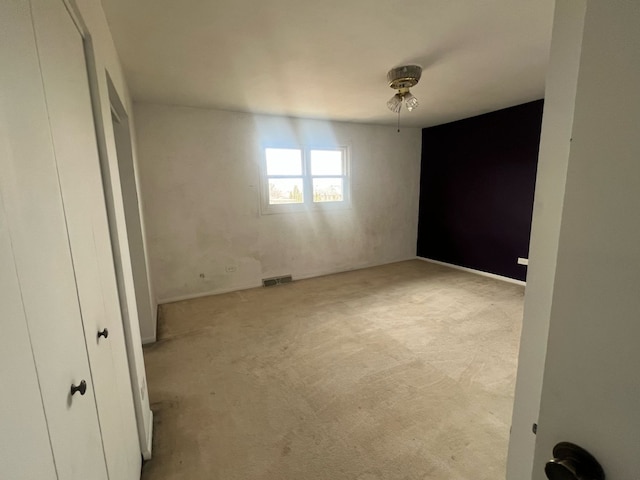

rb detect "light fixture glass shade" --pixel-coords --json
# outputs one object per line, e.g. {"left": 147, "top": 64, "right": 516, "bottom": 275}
{"left": 387, "top": 93, "right": 403, "bottom": 113}
{"left": 404, "top": 92, "right": 419, "bottom": 111}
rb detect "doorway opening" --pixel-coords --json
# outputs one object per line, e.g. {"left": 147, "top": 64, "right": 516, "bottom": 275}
{"left": 108, "top": 80, "right": 155, "bottom": 344}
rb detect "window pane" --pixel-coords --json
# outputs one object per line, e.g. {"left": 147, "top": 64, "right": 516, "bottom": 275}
{"left": 310, "top": 150, "right": 343, "bottom": 175}
{"left": 312, "top": 178, "right": 344, "bottom": 203}
{"left": 265, "top": 148, "right": 302, "bottom": 175}
{"left": 268, "top": 178, "right": 304, "bottom": 204}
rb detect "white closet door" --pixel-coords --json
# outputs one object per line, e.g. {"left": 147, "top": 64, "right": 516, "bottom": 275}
{"left": 0, "top": 1, "right": 108, "bottom": 479}
{"left": 0, "top": 199, "right": 57, "bottom": 479}
{"left": 29, "top": 1, "right": 141, "bottom": 478}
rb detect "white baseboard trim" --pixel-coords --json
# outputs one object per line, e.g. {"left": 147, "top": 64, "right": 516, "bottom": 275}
{"left": 141, "top": 335, "right": 156, "bottom": 345}
{"left": 416, "top": 256, "right": 526, "bottom": 286}
{"left": 292, "top": 257, "right": 415, "bottom": 283}
{"left": 157, "top": 257, "right": 417, "bottom": 305}
{"left": 159, "top": 281, "right": 263, "bottom": 304}
{"left": 142, "top": 410, "right": 153, "bottom": 460}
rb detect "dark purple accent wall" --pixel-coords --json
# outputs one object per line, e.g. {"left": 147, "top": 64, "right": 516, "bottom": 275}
{"left": 417, "top": 100, "right": 544, "bottom": 281}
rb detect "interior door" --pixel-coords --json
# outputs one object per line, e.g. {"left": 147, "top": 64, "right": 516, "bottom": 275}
{"left": 0, "top": 197, "right": 57, "bottom": 480}
{"left": 0, "top": 1, "right": 108, "bottom": 479}
{"left": 29, "top": 0, "right": 142, "bottom": 478}
{"left": 529, "top": 2, "right": 640, "bottom": 479}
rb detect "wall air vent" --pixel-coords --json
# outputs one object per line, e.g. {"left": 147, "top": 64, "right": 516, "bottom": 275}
{"left": 262, "top": 275, "right": 293, "bottom": 287}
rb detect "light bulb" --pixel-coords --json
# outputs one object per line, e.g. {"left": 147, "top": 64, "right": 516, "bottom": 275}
{"left": 387, "top": 93, "right": 403, "bottom": 113}
{"left": 404, "top": 92, "right": 419, "bottom": 111}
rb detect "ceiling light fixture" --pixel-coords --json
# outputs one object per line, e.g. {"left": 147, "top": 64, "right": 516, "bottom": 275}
{"left": 386, "top": 64, "right": 422, "bottom": 131}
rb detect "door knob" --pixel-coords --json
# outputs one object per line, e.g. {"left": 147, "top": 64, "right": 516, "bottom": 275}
{"left": 545, "top": 442, "right": 605, "bottom": 480}
{"left": 98, "top": 328, "right": 109, "bottom": 339}
{"left": 70, "top": 380, "right": 87, "bottom": 396}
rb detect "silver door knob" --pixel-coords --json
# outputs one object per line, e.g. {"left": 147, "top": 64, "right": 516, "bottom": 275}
{"left": 545, "top": 442, "right": 604, "bottom": 480}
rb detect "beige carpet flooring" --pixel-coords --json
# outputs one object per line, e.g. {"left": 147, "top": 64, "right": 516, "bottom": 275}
{"left": 141, "top": 260, "right": 524, "bottom": 480}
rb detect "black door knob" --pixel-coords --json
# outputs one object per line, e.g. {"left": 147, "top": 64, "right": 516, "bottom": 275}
{"left": 70, "top": 380, "right": 87, "bottom": 396}
{"left": 98, "top": 328, "right": 109, "bottom": 339}
{"left": 545, "top": 442, "right": 605, "bottom": 480}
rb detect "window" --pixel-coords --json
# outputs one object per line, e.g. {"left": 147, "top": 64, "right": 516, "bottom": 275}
{"left": 262, "top": 147, "right": 349, "bottom": 213}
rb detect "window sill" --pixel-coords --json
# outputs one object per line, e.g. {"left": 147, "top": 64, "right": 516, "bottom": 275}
{"left": 260, "top": 201, "right": 352, "bottom": 215}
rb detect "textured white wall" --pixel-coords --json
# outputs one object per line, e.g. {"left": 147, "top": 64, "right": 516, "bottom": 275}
{"left": 134, "top": 104, "right": 422, "bottom": 303}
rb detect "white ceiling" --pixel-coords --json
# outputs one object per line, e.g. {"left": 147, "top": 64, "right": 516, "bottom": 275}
{"left": 100, "top": 0, "right": 555, "bottom": 128}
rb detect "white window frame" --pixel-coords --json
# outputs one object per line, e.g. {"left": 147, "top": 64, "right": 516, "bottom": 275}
{"left": 260, "top": 146, "right": 351, "bottom": 214}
